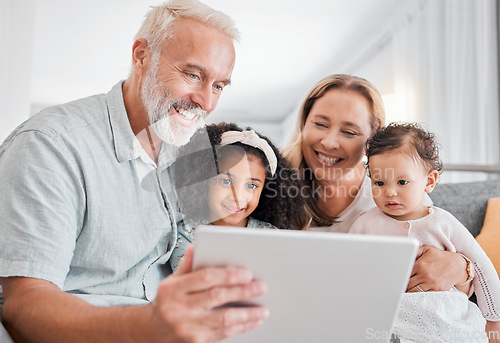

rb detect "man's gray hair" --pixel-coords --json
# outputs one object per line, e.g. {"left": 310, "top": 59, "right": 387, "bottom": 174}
{"left": 135, "top": 0, "right": 239, "bottom": 55}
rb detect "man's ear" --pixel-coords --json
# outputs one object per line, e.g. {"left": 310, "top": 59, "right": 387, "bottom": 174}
{"left": 131, "top": 38, "right": 151, "bottom": 76}
{"left": 425, "top": 170, "right": 440, "bottom": 193}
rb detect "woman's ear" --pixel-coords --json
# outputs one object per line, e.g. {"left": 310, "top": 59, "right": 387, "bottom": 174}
{"left": 425, "top": 170, "right": 440, "bottom": 193}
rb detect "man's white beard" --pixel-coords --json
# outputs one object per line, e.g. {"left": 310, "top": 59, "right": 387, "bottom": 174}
{"left": 141, "top": 56, "right": 206, "bottom": 147}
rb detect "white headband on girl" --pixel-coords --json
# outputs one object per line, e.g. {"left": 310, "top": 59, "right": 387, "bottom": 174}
{"left": 220, "top": 130, "right": 278, "bottom": 176}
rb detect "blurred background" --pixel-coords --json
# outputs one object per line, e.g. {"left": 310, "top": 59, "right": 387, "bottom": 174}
{"left": 1, "top": 0, "right": 499, "bottom": 182}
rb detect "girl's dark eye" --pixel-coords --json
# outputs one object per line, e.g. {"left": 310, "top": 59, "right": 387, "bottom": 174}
{"left": 247, "top": 183, "right": 258, "bottom": 190}
{"left": 398, "top": 180, "right": 409, "bottom": 185}
{"left": 220, "top": 178, "right": 232, "bottom": 185}
{"left": 374, "top": 181, "right": 384, "bottom": 186}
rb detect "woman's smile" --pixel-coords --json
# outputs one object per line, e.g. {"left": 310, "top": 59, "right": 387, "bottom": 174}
{"left": 315, "top": 151, "right": 342, "bottom": 166}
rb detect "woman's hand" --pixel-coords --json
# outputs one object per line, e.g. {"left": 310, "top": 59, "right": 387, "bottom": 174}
{"left": 407, "top": 246, "right": 471, "bottom": 293}
{"left": 486, "top": 321, "right": 500, "bottom": 343}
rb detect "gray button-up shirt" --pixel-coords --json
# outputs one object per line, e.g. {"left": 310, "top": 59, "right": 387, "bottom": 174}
{"left": 0, "top": 81, "right": 180, "bottom": 306}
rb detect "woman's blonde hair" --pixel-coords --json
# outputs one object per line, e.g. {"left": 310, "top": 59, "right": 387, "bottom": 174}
{"left": 135, "top": 0, "right": 239, "bottom": 56}
{"left": 283, "top": 74, "right": 385, "bottom": 227}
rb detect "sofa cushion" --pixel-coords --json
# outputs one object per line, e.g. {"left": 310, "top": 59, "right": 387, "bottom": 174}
{"left": 430, "top": 181, "right": 500, "bottom": 237}
{"left": 475, "top": 197, "right": 500, "bottom": 277}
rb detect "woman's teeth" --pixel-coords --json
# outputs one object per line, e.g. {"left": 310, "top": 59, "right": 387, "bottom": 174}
{"left": 317, "top": 153, "right": 340, "bottom": 164}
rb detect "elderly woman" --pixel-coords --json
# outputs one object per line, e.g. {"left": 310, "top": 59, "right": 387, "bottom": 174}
{"left": 284, "top": 74, "right": 472, "bottom": 294}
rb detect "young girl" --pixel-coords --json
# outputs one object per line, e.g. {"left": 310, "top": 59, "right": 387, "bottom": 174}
{"left": 169, "top": 122, "right": 304, "bottom": 271}
{"left": 350, "top": 122, "right": 500, "bottom": 342}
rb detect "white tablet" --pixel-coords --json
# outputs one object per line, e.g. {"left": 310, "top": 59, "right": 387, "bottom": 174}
{"left": 192, "top": 226, "right": 419, "bottom": 343}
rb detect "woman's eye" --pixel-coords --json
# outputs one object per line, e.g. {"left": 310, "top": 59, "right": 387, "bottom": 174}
{"left": 342, "top": 130, "right": 356, "bottom": 136}
{"left": 374, "top": 181, "right": 384, "bottom": 186}
{"left": 398, "top": 180, "right": 409, "bottom": 185}
{"left": 314, "top": 122, "right": 327, "bottom": 128}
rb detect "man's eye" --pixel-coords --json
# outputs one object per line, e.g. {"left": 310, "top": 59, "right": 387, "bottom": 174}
{"left": 213, "top": 84, "right": 223, "bottom": 92}
{"left": 188, "top": 73, "right": 199, "bottom": 80}
{"left": 398, "top": 180, "right": 409, "bottom": 185}
{"left": 374, "top": 181, "right": 384, "bottom": 186}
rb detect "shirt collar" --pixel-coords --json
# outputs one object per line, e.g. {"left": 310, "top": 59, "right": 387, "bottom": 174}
{"left": 106, "top": 81, "right": 181, "bottom": 167}
{"left": 106, "top": 80, "right": 142, "bottom": 163}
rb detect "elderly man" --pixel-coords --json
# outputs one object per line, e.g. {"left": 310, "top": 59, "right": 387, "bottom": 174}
{"left": 0, "top": 1, "right": 268, "bottom": 342}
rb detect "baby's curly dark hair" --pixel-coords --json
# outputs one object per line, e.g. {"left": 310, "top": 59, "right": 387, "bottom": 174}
{"left": 366, "top": 122, "right": 443, "bottom": 174}
{"left": 170, "top": 122, "right": 305, "bottom": 230}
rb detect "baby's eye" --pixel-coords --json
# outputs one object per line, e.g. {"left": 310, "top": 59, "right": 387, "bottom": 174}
{"left": 374, "top": 181, "right": 384, "bottom": 186}
{"left": 398, "top": 180, "right": 409, "bottom": 185}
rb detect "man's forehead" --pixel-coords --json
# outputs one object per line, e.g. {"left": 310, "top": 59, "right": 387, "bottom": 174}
{"left": 161, "top": 18, "right": 235, "bottom": 77}
{"left": 168, "top": 17, "right": 234, "bottom": 49}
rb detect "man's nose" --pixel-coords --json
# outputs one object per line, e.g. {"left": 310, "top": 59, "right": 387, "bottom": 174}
{"left": 191, "top": 83, "right": 217, "bottom": 113}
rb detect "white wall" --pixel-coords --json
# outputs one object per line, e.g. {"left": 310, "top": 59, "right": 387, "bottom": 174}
{"left": 0, "top": 0, "right": 36, "bottom": 142}
{"left": 353, "top": 42, "right": 394, "bottom": 94}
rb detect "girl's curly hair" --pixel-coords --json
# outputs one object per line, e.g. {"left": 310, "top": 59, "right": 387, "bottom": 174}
{"left": 170, "top": 122, "right": 305, "bottom": 230}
